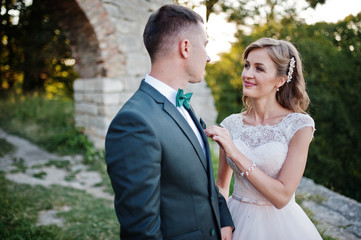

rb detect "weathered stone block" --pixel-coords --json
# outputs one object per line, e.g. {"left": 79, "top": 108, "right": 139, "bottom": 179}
{"left": 126, "top": 52, "right": 150, "bottom": 76}
{"left": 102, "top": 92, "right": 122, "bottom": 105}
{"left": 75, "top": 103, "right": 98, "bottom": 115}
{"left": 117, "top": 35, "right": 142, "bottom": 53}
{"left": 102, "top": 78, "right": 124, "bottom": 93}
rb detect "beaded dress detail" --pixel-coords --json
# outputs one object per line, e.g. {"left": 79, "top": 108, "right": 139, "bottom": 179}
{"left": 220, "top": 113, "right": 322, "bottom": 240}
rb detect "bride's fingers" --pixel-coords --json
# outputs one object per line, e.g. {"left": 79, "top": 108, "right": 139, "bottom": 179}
{"left": 205, "top": 127, "right": 233, "bottom": 149}
{"left": 205, "top": 127, "right": 218, "bottom": 137}
{"left": 206, "top": 126, "right": 227, "bottom": 135}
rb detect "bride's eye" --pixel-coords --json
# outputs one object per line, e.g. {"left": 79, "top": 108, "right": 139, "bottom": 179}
{"left": 256, "top": 66, "right": 264, "bottom": 72}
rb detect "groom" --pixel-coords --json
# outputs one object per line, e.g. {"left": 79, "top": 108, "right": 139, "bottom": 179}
{"left": 105, "top": 4, "right": 234, "bottom": 240}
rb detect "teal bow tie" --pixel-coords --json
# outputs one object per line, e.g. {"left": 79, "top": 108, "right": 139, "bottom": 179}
{"left": 176, "top": 89, "right": 193, "bottom": 110}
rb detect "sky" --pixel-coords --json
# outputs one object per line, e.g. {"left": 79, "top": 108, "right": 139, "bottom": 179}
{"left": 194, "top": 0, "right": 361, "bottom": 61}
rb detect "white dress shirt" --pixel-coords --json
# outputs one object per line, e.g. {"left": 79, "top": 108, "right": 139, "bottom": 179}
{"left": 145, "top": 74, "right": 206, "bottom": 157}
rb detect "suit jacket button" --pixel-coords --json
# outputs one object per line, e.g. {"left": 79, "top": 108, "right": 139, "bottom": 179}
{"left": 210, "top": 196, "right": 214, "bottom": 201}
{"left": 210, "top": 228, "right": 216, "bottom": 236}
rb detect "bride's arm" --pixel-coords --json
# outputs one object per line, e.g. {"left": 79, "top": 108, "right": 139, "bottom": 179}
{"left": 205, "top": 126, "right": 313, "bottom": 209}
{"left": 216, "top": 148, "right": 233, "bottom": 199}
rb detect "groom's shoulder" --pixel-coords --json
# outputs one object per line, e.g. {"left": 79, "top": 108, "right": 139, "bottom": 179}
{"left": 122, "top": 88, "right": 156, "bottom": 111}
{"left": 109, "top": 97, "right": 151, "bottom": 129}
{"left": 114, "top": 89, "right": 159, "bottom": 122}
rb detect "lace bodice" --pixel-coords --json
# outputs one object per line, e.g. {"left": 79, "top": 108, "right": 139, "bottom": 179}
{"left": 220, "top": 113, "right": 315, "bottom": 205}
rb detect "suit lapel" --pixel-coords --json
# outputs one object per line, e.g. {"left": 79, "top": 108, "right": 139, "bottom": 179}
{"left": 188, "top": 107, "right": 222, "bottom": 229}
{"left": 139, "top": 80, "right": 208, "bottom": 172}
{"left": 187, "top": 107, "right": 214, "bottom": 198}
{"left": 163, "top": 102, "right": 208, "bottom": 172}
{"left": 187, "top": 107, "right": 211, "bottom": 161}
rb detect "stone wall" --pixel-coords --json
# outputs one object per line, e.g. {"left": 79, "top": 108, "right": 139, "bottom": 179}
{"left": 43, "top": 0, "right": 218, "bottom": 148}
{"left": 297, "top": 177, "right": 361, "bottom": 240}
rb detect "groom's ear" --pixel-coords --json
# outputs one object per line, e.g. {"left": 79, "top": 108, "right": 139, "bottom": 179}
{"left": 179, "top": 39, "right": 190, "bottom": 59}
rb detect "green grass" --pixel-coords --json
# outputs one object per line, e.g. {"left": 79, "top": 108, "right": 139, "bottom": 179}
{"left": 0, "top": 172, "right": 118, "bottom": 240}
{"left": 0, "top": 94, "right": 112, "bottom": 190}
{"left": 0, "top": 137, "right": 16, "bottom": 157}
{"left": 0, "top": 94, "right": 90, "bottom": 156}
{"left": 0, "top": 94, "right": 116, "bottom": 239}
{"left": 11, "top": 157, "right": 27, "bottom": 173}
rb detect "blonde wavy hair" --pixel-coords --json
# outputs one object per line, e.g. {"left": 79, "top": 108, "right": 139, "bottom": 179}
{"left": 242, "top": 38, "right": 310, "bottom": 113}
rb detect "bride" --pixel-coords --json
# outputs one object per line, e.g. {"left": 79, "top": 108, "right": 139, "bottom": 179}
{"left": 205, "top": 38, "right": 323, "bottom": 240}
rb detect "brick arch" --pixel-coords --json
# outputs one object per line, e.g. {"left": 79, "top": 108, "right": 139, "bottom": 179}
{"left": 41, "top": 0, "right": 217, "bottom": 149}
{"left": 42, "top": 0, "right": 124, "bottom": 78}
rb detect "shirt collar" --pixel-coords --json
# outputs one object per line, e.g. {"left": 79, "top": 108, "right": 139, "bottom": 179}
{"left": 145, "top": 74, "right": 177, "bottom": 106}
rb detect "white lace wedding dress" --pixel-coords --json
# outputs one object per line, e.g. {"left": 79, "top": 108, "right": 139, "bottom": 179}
{"left": 220, "top": 113, "right": 322, "bottom": 240}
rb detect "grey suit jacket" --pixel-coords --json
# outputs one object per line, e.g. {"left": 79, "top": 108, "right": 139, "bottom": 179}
{"left": 105, "top": 80, "right": 233, "bottom": 240}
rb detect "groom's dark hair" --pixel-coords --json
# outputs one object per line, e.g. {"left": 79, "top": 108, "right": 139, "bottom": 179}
{"left": 143, "top": 4, "right": 204, "bottom": 63}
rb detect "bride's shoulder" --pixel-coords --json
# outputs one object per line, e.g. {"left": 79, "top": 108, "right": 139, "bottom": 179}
{"left": 283, "top": 113, "right": 315, "bottom": 136}
{"left": 220, "top": 112, "right": 243, "bottom": 128}
{"left": 285, "top": 113, "right": 314, "bottom": 124}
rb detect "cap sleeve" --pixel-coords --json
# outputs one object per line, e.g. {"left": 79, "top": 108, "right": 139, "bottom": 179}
{"left": 287, "top": 113, "right": 315, "bottom": 143}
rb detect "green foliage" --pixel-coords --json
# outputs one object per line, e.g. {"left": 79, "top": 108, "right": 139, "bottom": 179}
{"left": 0, "top": 0, "right": 78, "bottom": 98}
{"left": 0, "top": 94, "right": 115, "bottom": 238}
{"left": 305, "top": 0, "right": 326, "bottom": 8}
{"left": 0, "top": 94, "right": 112, "bottom": 194}
{"left": 206, "top": 3, "right": 361, "bottom": 202}
{"left": 296, "top": 193, "right": 326, "bottom": 205}
{"left": 45, "top": 159, "right": 72, "bottom": 170}
{"left": 0, "top": 94, "right": 90, "bottom": 156}
{"left": 0, "top": 137, "right": 16, "bottom": 157}
{"left": 32, "top": 171, "right": 47, "bottom": 179}
{"left": 11, "top": 157, "right": 27, "bottom": 173}
{"left": 206, "top": 46, "right": 244, "bottom": 122}
{"left": 0, "top": 172, "right": 118, "bottom": 240}
{"left": 299, "top": 16, "right": 361, "bottom": 202}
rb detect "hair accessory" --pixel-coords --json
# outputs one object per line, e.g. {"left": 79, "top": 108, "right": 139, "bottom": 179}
{"left": 287, "top": 57, "right": 296, "bottom": 83}
{"left": 240, "top": 162, "right": 256, "bottom": 177}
